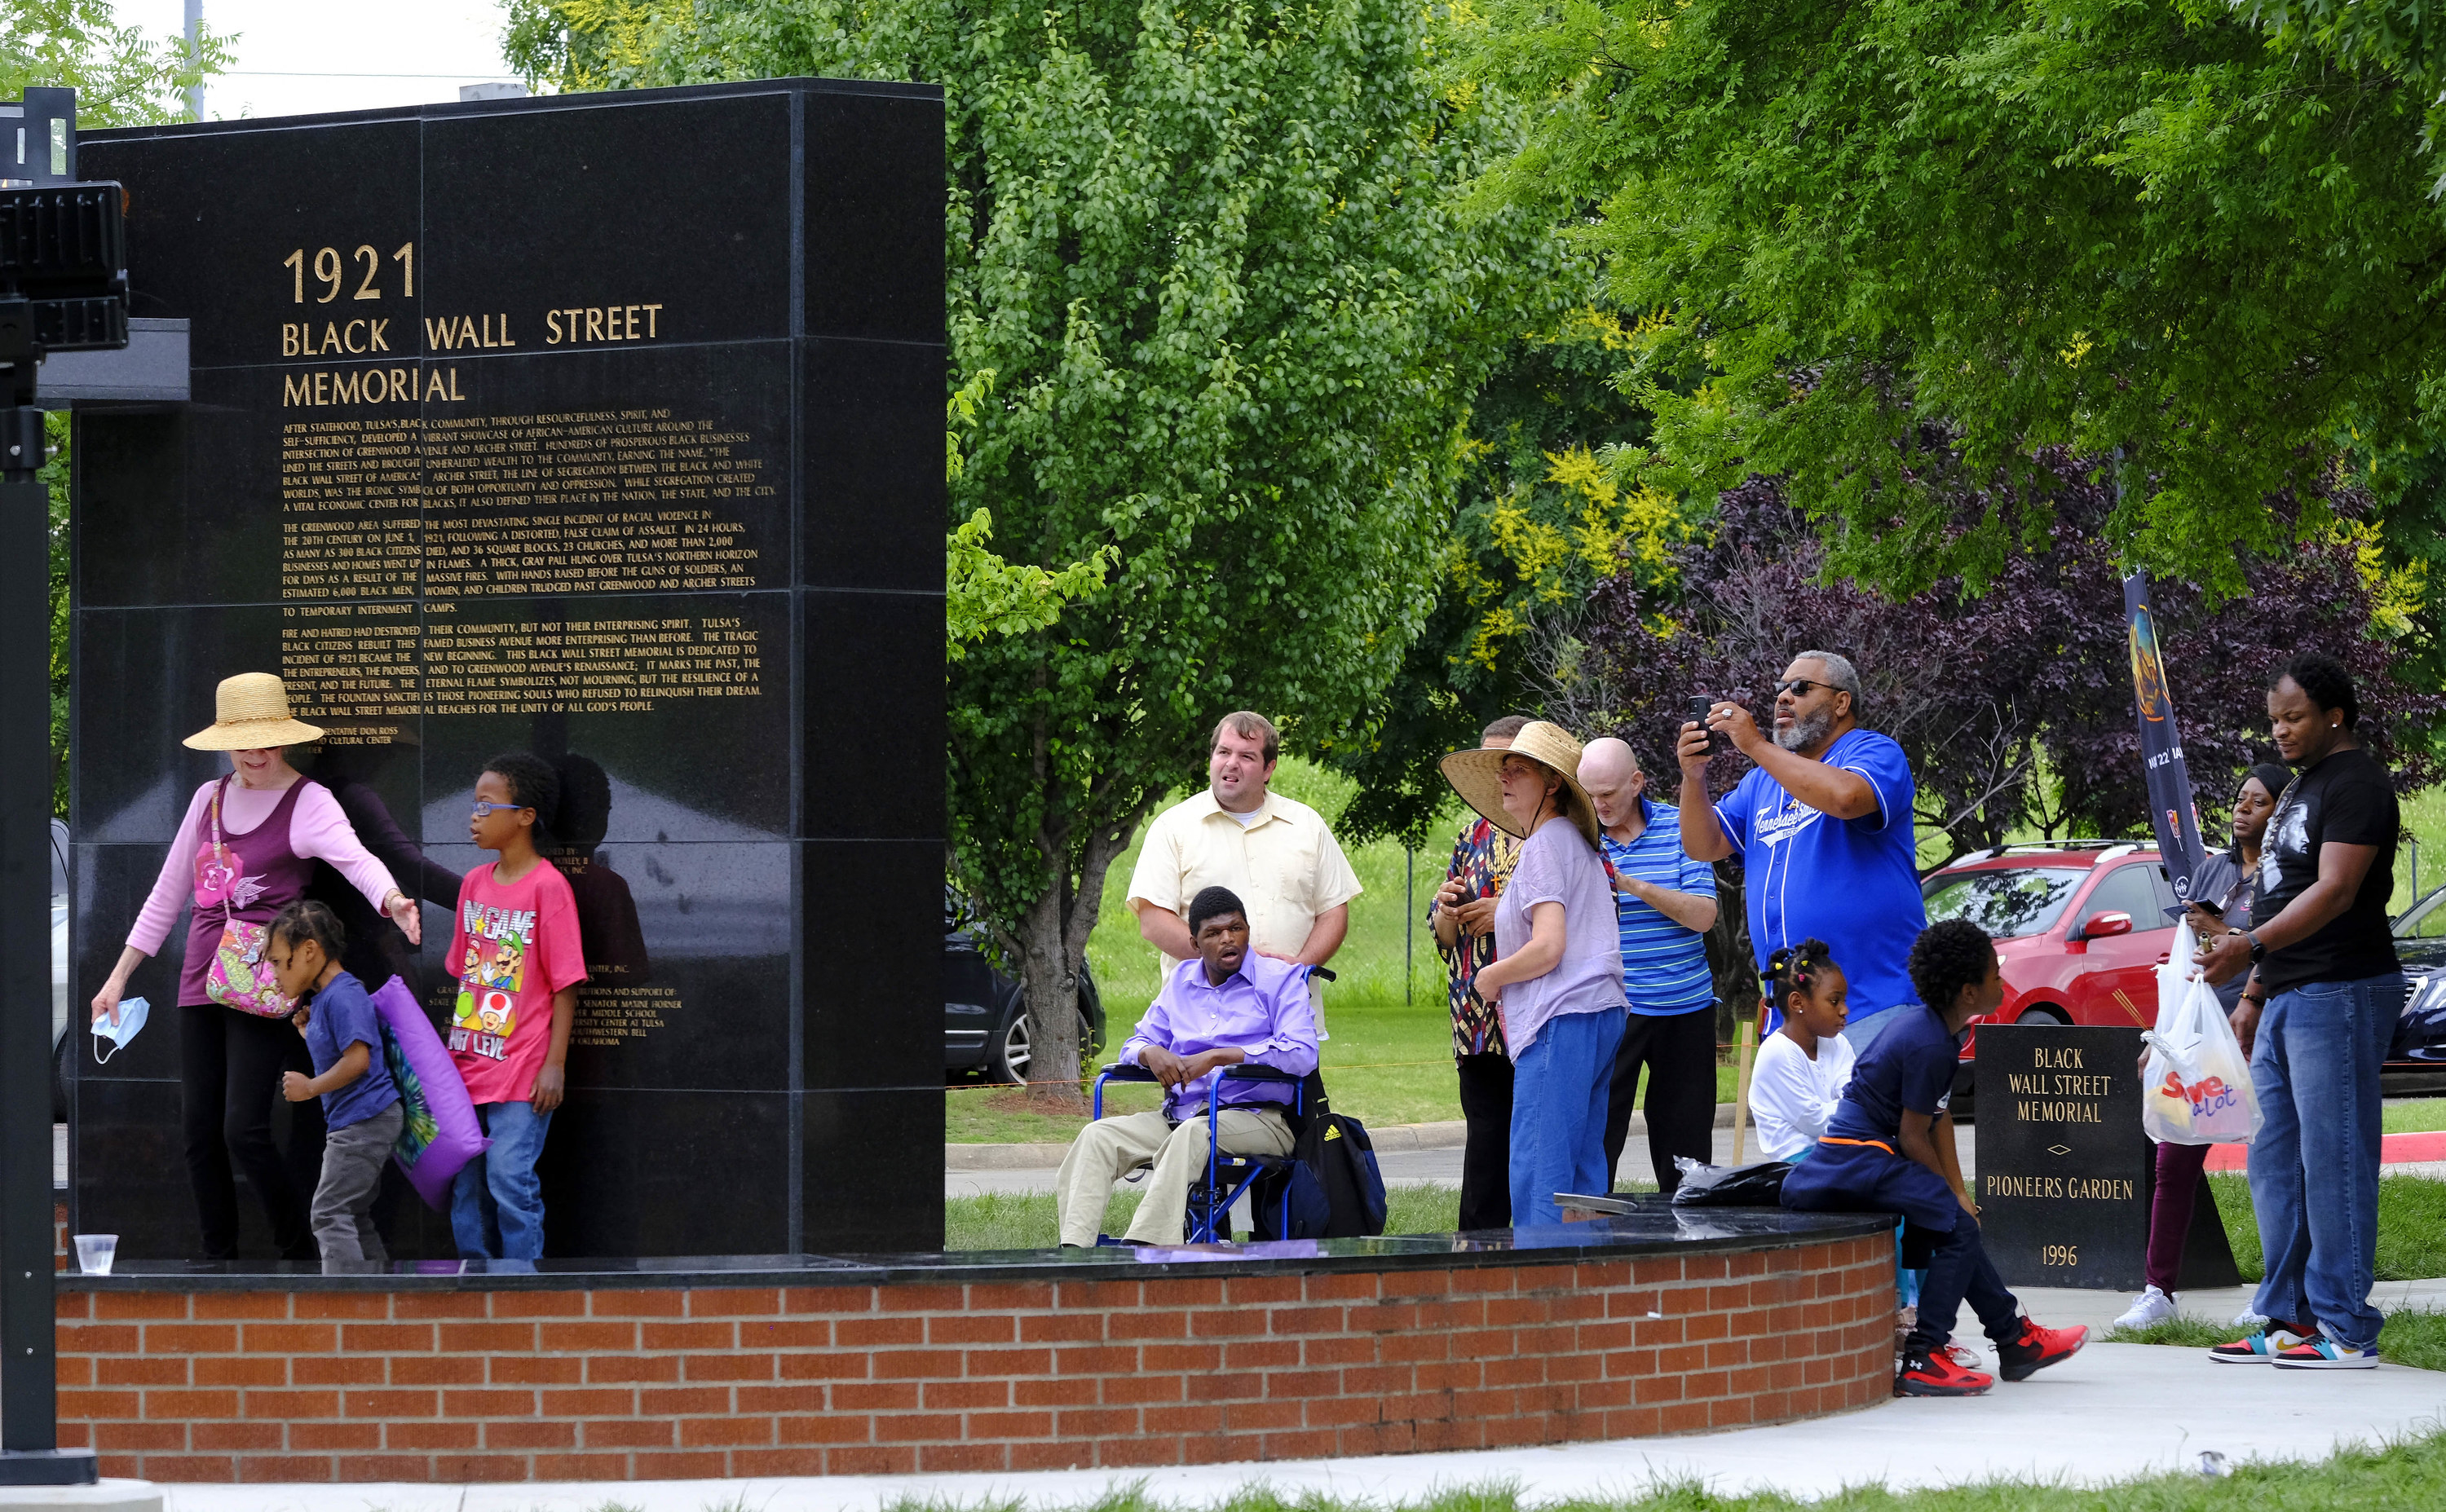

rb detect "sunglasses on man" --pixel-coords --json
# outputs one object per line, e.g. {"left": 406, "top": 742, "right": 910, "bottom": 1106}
{"left": 1773, "top": 678, "right": 1836, "bottom": 699}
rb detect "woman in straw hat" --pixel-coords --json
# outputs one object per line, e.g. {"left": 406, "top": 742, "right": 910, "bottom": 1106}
{"left": 90, "top": 673, "right": 426, "bottom": 1262}
{"left": 1440, "top": 721, "right": 1629, "bottom": 1228}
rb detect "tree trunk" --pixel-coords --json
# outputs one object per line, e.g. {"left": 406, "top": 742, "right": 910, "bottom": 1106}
{"left": 1017, "top": 813, "right": 1137, "bottom": 1115}
{"left": 1707, "top": 863, "right": 1758, "bottom": 1047}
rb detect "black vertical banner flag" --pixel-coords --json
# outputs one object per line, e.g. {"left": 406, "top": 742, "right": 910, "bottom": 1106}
{"left": 2124, "top": 571, "right": 2209, "bottom": 900}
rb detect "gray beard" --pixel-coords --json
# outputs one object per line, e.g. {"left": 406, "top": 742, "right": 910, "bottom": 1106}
{"left": 1775, "top": 707, "right": 1833, "bottom": 752}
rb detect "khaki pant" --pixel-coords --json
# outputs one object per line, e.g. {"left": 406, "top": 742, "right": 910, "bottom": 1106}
{"left": 1056, "top": 1106, "right": 1296, "bottom": 1246}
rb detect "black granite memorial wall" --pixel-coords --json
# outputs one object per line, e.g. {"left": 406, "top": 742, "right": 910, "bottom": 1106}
{"left": 65, "top": 80, "right": 946, "bottom": 1260}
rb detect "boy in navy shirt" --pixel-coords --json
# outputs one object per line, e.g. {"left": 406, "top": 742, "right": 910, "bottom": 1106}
{"left": 1783, "top": 919, "right": 2088, "bottom": 1395}
{"left": 271, "top": 901, "right": 402, "bottom": 1274}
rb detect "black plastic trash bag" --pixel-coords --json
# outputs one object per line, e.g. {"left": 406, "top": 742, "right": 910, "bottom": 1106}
{"left": 1668, "top": 1155, "right": 1790, "bottom": 1207}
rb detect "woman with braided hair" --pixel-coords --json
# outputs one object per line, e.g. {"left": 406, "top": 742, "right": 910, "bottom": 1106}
{"left": 1747, "top": 939, "right": 1855, "bottom": 1162}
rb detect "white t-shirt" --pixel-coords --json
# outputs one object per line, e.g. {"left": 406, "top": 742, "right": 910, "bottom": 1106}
{"left": 1750, "top": 1030, "right": 1857, "bottom": 1162}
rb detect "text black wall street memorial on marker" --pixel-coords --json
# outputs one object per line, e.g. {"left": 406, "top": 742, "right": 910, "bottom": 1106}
{"left": 68, "top": 81, "right": 947, "bottom": 1260}
{"left": 1973, "top": 1024, "right": 2152, "bottom": 1290}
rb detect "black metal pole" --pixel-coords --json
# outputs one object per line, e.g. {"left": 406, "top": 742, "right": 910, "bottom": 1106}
{"left": 0, "top": 353, "right": 97, "bottom": 1483}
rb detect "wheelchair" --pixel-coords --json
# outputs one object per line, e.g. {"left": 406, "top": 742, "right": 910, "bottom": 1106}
{"left": 1090, "top": 1062, "right": 1308, "bottom": 1243}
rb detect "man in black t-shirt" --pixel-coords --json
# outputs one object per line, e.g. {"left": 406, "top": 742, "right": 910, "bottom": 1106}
{"left": 2197, "top": 653, "right": 2404, "bottom": 1370}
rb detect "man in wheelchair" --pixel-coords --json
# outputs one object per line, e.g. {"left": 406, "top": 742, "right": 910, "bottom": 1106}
{"left": 1056, "top": 886, "right": 1321, "bottom": 1246}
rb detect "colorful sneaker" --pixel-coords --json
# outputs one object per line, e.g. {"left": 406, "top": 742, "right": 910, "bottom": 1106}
{"left": 1896, "top": 1347, "right": 1993, "bottom": 1397}
{"left": 1996, "top": 1318, "right": 2086, "bottom": 1382}
{"left": 2272, "top": 1335, "right": 2381, "bottom": 1370}
{"left": 2210, "top": 1326, "right": 2311, "bottom": 1363}
{"left": 2113, "top": 1285, "right": 2176, "bottom": 1330}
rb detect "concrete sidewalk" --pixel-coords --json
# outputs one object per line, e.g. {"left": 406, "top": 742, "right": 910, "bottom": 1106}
{"left": 154, "top": 1342, "right": 2446, "bottom": 1511}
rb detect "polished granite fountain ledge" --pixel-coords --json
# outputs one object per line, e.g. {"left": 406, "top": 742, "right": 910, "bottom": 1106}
{"left": 57, "top": 1206, "right": 1892, "bottom": 1290}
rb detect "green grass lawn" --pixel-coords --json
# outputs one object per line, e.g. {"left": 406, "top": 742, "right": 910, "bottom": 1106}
{"left": 2111, "top": 1307, "right": 2446, "bottom": 1370}
{"left": 588, "top": 1430, "right": 2446, "bottom": 1511}
{"left": 2203, "top": 1171, "right": 2446, "bottom": 1285}
{"left": 2386, "top": 1098, "right": 2446, "bottom": 1134}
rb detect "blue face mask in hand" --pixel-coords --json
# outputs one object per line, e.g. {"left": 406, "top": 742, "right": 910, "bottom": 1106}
{"left": 93, "top": 997, "right": 148, "bottom": 1065}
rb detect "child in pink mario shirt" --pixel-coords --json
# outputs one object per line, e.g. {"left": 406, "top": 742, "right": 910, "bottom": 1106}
{"left": 446, "top": 752, "right": 586, "bottom": 1261}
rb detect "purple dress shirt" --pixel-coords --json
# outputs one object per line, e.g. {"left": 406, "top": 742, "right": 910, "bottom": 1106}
{"left": 1119, "top": 953, "right": 1321, "bottom": 1118}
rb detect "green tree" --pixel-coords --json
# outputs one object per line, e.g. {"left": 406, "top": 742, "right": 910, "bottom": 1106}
{"left": 1322, "top": 305, "right": 1698, "bottom": 845}
{"left": 944, "top": 370, "right": 1116, "bottom": 658}
{"left": 1475, "top": 0, "right": 2446, "bottom": 599}
{"left": 7, "top": 0, "right": 227, "bottom": 817}
{"left": 509, "top": 0, "right": 1551, "bottom": 1100}
{"left": 2, "top": 0, "right": 223, "bottom": 126}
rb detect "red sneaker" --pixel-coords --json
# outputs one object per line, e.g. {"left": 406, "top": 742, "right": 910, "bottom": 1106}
{"left": 1997, "top": 1318, "right": 2087, "bottom": 1382}
{"left": 1896, "top": 1347, "right": 1994, "bottom": 1397}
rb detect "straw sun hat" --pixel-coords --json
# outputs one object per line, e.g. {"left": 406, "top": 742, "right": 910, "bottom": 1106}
{"left": 182, "top": 672, "right": 325, "bottom": 751}
{"left": 1437, "top": 720, "right": 1602, "bottom": 849}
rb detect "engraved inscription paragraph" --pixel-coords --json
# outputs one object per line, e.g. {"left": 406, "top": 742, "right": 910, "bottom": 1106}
{"left": 425, "top": 411, "right": 770, "bottom": 594}
{"left": 280, "top": 418, "right": 424, "bottom": 600}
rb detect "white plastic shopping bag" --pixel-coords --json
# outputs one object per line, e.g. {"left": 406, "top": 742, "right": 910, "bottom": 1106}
{"left": 2141, "top": 967, "right": 2263, "bottom": 1145}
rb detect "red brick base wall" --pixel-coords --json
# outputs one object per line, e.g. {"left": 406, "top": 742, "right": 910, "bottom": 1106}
{"left": 57, "top": 1234, "right": 1893, "bottom": 1483}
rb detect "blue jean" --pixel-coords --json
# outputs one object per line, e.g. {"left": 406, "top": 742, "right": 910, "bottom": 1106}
{"left": 450, "top": 1100, "right": 553, "bottom": 1261}
{"left": 1839, "top": 1005, "right": 1909, "bottom": 1053}
{"left": 1509, "top": 1005, "right": 1626, "bottom": 1228}
{"left": 2247, "top": 972, "right": 2404, "bottom": 1350}
{"left": 1783, "top": 1140, "right": 2016, "bottom": 1356}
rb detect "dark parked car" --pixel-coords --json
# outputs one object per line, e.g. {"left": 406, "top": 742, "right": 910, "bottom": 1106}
{"left": 2384, "top": 884, "right": 2446, "bottom": 1069}
{"left": 944, "top": 892, "right": 1105, "bottom": 1083}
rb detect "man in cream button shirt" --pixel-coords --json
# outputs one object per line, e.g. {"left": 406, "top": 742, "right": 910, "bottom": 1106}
{"left": 1127, "top": 712, "right": 1362, "bottom": 1026}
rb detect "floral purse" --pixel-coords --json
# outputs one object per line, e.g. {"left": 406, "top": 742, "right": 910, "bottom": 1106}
{"left": 197, "top": 778, "right": 294, "bottom": 1018}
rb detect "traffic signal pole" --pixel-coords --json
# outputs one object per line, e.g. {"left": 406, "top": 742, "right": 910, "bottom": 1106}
{"left": 0, "top": 83, "right": 113, "bottom": 1487}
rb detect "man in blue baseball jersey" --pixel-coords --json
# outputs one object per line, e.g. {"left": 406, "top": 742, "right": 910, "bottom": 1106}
{"left": 1677, "top": 651, "right": 1927, "bottom": 1050}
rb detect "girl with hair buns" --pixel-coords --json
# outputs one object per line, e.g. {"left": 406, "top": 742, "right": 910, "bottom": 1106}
{"left": 1747, "top": 939, "right": 1855, "bottom": 1162}
{"left": 89, "top": 673, "right": 422, "bottom": 1262}
{"left": 1438, "top": 721, "right": 1628, "bottom": 1228}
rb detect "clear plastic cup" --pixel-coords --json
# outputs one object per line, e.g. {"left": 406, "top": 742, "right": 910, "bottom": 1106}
{"left": 73, "top": 1235, "right": 116, "bottom": 1276}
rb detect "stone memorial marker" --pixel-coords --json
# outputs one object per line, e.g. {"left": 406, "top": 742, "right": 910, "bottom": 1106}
{"left": 1974, "top": 1023, "right": 2239, "bottom": 1292}
{"left": 66, "top": 81, "right": 947, "bottom": 1259}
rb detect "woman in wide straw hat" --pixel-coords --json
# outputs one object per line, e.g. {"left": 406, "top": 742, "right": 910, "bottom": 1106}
{"left": 1438, "top": 721, "right": 1629, "bottom": 1228}
{"left": 90, "top": 673, "right": 426, "bottom": 1262}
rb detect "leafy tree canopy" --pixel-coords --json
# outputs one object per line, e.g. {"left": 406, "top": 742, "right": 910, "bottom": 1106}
{"left": 10, "top": 0, "right": 227, "bottom": 817}
{"left": 1475, "top": 0, "right": 2446, "bottom": 599}
{"left": 2, "top": 0, "right": 223, "bottom": 126}
{"left": 1321, "top": 305, "right": 1700, "bottom": 845}
{"left": 510, "top": 0, "right": 1556, "bottom": 1094}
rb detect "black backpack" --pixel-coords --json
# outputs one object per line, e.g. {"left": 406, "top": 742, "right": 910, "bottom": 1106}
{"left": 1252, "top": 1113, "right": 1387, "bottom": 1240}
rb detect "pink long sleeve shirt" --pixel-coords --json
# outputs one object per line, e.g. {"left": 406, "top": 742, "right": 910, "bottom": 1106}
{"left": 126, "top": 779, "right": 403, "bottom": 955}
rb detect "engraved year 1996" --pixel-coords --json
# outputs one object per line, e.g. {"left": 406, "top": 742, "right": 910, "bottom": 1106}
{"left": 2039, "top": 1244, "right": 2080, "bottom": 1268}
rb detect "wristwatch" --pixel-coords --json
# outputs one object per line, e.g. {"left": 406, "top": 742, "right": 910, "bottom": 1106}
{"left": 2245, "top": 930, "right": 2266, "bottom": 965}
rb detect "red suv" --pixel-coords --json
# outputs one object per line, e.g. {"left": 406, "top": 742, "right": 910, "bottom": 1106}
{"left": 1920, "top": 842, "right": 2181, "bottom": 1101}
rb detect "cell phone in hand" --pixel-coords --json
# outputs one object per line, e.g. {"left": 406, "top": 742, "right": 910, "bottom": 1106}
{"left": 1688, "top": 695, "right": 1715, "bottom": 748}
